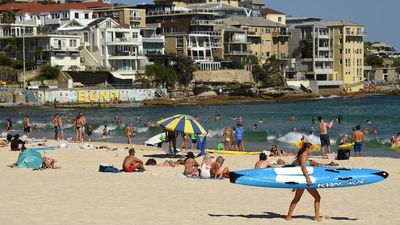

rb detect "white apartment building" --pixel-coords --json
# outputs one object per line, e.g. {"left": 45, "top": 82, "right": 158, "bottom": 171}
{"left": 58, "top": 17, "right": 148, "bottom": 79}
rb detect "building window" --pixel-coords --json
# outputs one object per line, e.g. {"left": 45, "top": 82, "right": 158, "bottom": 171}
{"left": 75, "top": 13, "right": 79, "bottom": 19}
{"left": 85, "top": 14, "right": 89, "bottom": 19}
{"left": 278, "top": 17, "right": 282, "bottom": 22}
{"left": 132, "top": 32, "right": 138, "bottom": 38}
{"left": 266, "top": 52, "right": 270, "bottom": 57}
{"left": 69, "top": 39, "right": 77, "bottom": 47}
{"left": 176, "top": 37, "right": 183, "bottom": 48}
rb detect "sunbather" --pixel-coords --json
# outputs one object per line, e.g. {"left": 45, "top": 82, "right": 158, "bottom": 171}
{"left": 183, "top": 152, "right": 199, "bottom": 176}
{"left": 122, "top": 148, "right": 146, "bottom": 172}
{"left": 255, "top": 153, "right": 274, "bottom": 168}
{"left": 211, "top": 156, "right": 230, "bottom": 179}
{"left": 200, "top": 153, "right": 212, "bottom": 178}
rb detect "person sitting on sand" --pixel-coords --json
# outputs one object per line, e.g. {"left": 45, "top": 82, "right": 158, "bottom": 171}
{"left": 42, "top": 156, "right": 60, "bottom": 169}
{"left": 0, "top": 138, "right": 8, "bottom": 147}
{"left": 10, "top": 134, "right": 25, "bottom": 151}
{"left": 269, "top": 145, "right": 283, "bottom": 157}
{"left": 255, "top": 153, "right": 274, "bottom": 168}
{"left": 200, "top": 153, "right": 212, "bottom": 178}
{"left": 183, "top": 152, "right": 200, "bottom": 176}
{"left": 211, "top": 156, "right": 230, "bottom": 179}
{"left": 122, "top": 148, "right": 146, "bottom": 172}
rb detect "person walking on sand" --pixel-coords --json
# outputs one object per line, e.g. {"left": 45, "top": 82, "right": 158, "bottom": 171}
{"left": 318, "top": 116, "right": 333, "bottom": 157}
{"left": 6, "top": 118, "right": 12, "bottom": 132}
{"left": 352, "top": 125, "right": 365, "bottom": 157}
{"left": 86, "top": 122, "right": 94, "bottom": 141}
{"left": 126, "top": 122, "right": 135, "bottom": 144}
{"left": 231, "top": 126, "right": 237, "bottom": 151}
{"left": 286, "top": 142, "right": 322, "bottom": 222}
{"left": 74, "top": 113, "right": 84, "bottom": 141}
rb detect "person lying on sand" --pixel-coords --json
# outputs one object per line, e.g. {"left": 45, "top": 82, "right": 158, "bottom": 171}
{"left": 183, "top": 152, "right": 199, "bottom": 176}
{"left": 122, "top": 148, "right": 146, "bottom": 172}
{"left": 42, "top": 156, "right": 60, "bottom": 169}
{"left": 159, "top": 160, "right": 180, "bottom": 167}
{"left": 211, "top": 156, "right": 229, "bottom": 179}
{"left": 0, "top": 139, "right": 8, "bottom": 147}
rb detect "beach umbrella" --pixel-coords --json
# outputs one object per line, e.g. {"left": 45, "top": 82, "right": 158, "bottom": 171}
{"left": 16, "top": 150, "right": 43, "bottom": 169}
{"left": 157, "top": 114, "right": 208, "bottom": 135}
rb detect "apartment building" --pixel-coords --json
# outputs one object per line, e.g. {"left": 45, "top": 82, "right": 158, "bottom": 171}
{"left": 262, "top": 7, "right": 286, "bottom": 25}
{"left": 92, "top": 6, "right": 146, "bottom": 27}
{"left": 0, "top": 32, "right": 81, "bottom": 70}
{"left": 223, "top": 16, "right": 290, "bottom": 63}
{"left": 287, "top": 18, "right": 365, "bottom": 93}
{"left": 58, "top": 18, "right": 148, "bottom": 79}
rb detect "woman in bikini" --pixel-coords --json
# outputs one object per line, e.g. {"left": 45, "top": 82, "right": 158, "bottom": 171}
{"left": 223, "top": 127, "right": 231, "bottom": 150}
{"left": 74, "top": 114, "right": 84, "bottom": 141}
{"left": 286, "top": 142, "right": 322, "bottom": 222}
{"left": 211, "top": 156, "right": 230, "bottom": 179}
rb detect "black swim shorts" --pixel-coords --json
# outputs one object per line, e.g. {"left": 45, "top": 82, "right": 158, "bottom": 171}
{"left": 320, "top": 134, "right": 330, "bottom": 147}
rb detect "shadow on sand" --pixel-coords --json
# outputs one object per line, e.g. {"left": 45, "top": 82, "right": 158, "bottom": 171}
{"left": 143, "top": 154, "right": 184, "bottom": 159}
{"left": 208, "top": 211, "right": 358, "bottom": 221}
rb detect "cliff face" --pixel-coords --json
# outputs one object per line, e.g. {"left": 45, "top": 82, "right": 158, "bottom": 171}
{"left": 193, "top": 70, "right": 254, "bottom": 83}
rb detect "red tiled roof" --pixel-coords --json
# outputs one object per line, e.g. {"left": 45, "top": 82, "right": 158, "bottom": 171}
{"left": 262, "top": 7, "right": 285, "bottom": 15}
{"left": 0, "top": 2, "right": 110, "bottom": 13}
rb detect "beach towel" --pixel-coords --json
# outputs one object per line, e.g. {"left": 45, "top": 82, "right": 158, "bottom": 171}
{"left": 99, "top": 164, "right": 120, "bottom": 173}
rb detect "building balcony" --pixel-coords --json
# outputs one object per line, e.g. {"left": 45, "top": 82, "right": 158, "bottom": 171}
{"left": 191, "top": 20, "right": 224, "bottom": 26}
{"left": 272, "top": 31, "right": 292, "bottom": 38}
{"left": 318, "top": 46, "right": 330, "bottom": 51}
{"left": 191, "top": 31, "right": 222, "bottom": 37}
{"left": 346, "top": 31, "right": 365, "bottom": 36}
{"left": 44, "top": 18, "right": 61, "bottom": 25}
{"left": 130, "top": 16, "right": 141, "bottom": 21}
{"left": 315, "top": 68, "right": 334, "bottom": 74}
{"left": 108, "top": 54, "right": 147, "bottom": 60}
{"left": 143, "top": 37, "right": 164, "bottom": 43}
{"left": 106, "top": 37, "right": 140, "bottom": 44}
{"left": 224, "top": 51, "right": 249, "bottom": 55}
{"left": 247, "top": 31, "right": 261, "bottom": 37}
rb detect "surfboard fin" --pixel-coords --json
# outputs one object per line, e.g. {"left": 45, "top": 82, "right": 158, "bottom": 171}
{"left": 229, "top": 172, "right": 243, "bottom": 183}
{"left": 285, "top": 181, "right": 299, "bottom": 185}
{"left": 373, "top": 171, "right": 389, "bottom": 179}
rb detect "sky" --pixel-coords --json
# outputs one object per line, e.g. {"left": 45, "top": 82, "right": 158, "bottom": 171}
{"left": 121, "top": 0, "right": 399, "bottom": 50}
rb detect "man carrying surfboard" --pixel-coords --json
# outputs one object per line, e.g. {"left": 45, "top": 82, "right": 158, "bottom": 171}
{"left": 318, "top": 116, "right": 333, "bottom": 158}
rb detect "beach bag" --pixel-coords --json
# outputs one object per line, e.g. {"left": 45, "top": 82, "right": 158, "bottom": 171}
{"left": 145, "top": 158, "right": 157, "bottom": 166}
{"left": 337, "top": 149, "right": 350, "bottom": 160}
{"left": 99, "top": 164, "right": 120, "bottom": 173}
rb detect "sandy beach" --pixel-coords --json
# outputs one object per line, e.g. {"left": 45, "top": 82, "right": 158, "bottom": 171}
{"left": 0, "top": 140, "right": 399, "bottom": 225}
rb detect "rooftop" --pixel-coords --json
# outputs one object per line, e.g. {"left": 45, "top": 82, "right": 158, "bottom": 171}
{"left": 262, "top": 7, "right": 285, "bottom": 15}
{"left": 223, "top": 16, "right": 286, "bottom": 27}
{"left": 0, "top": 2, "right": 110, "bottom": 14}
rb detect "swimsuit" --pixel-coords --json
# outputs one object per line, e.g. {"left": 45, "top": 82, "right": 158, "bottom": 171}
{"left": 354, "top": 142, "right": 363, "bottom": 152}
{"left": 319, "top": 134, "right": 330, "bottom": 147}
{"left": 125, "top": 165, "right": 137, "bottom": 173}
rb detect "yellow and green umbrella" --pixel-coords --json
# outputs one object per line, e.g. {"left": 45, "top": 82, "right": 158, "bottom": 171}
{"left": 157, "top": 114, "right": 208, "bottom": 135}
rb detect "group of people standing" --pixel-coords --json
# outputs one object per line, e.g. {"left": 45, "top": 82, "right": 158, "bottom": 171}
{"left": 222, "top": 123, "right": 244, "bottom": 151}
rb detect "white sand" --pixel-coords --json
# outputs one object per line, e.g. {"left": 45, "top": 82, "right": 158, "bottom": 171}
{"left": 0, "top": 140, "right": 399, "bottom": 225}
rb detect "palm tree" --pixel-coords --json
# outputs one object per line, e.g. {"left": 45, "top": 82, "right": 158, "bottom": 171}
{"left": 1, "top": 9, "right": 16, "bottom": 24}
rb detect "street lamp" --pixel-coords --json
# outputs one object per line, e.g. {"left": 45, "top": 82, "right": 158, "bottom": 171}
{"left": 22, "top": 20, "right": 26, "bottom": 89}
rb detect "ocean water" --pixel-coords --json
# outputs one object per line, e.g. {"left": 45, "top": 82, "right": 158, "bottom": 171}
{"left": 1, "top": 95, "right": 399, "bottom": 157}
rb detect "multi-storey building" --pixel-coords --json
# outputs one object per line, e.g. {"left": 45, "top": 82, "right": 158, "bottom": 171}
{"left": 262, "top": 7, "right": 286, "bottom": 25}
{"left": 287, "top": 18, "right": 365, "bottom": 93}
{"left": 58, "top": 18, "right": 148, "bottom": 79}
{"left": 0, "top": 25, "right": 81, "bottom": 70}
{"left": 223, "top": 16, "right": 290, "bottom": 63}
{"left": 92, "top": 6, "right": 146, "bottom": 27}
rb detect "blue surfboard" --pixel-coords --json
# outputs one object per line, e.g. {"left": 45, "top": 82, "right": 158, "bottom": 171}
{"left": 230, "top": 166, "right": 388, "bottom": 189}
{"left": 28, "top": 146, "right": 56, "bottom": 151}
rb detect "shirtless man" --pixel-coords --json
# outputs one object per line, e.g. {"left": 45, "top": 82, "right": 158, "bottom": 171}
{"left": 122, "top": 148, "right": 146, "bottom": 172}
{"left": 183, "top": 152, "right": 200, "bottom": 176}
{"left": 318, "top": 116, "right": 333, "bottom": 157}
{"left": 24, "top": 115, "right": 32, "bottom": 138}
{"left": 255, "top": 153, "right": 274, "bottom": 168}
{"left": 126, "top": 122, "right": 134, "bottom": 144}
{"left": 352, "top": 125, "right": 365, "bottom": 157}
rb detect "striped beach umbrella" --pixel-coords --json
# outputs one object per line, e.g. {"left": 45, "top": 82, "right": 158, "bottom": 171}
{"left": 157, "top": 114, "right": 208, "bottom": 135}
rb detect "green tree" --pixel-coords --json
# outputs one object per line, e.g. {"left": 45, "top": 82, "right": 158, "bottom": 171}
{"left": 292, "top": 39, "right": 313, "bottom": 58}
{"left": 145, "top": 64, "right": 177, "bottom": 88}
{"left": 225, "top": 59, "right": 245, "bottom": 69}
{"left": 0, "top": 53, "right": 11, "bottom": 66}
{"left": 366, "top": 55, "right": 383, "bottom": 67}
{"left": 40, "top": 65, "right": 60, "bottom": 79}
{"left": 252, "top": 55, "right": 286, "bottom": 86}
{"left": 169, "top": 54, "right": 197, "bottom": 85}
{"left": 1, "top": 9, "right": 16, "bottom": 24}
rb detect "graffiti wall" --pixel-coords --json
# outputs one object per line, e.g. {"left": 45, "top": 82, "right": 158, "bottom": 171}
{"left": 33, "top": 89, "right": 164, "bottom": 103}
